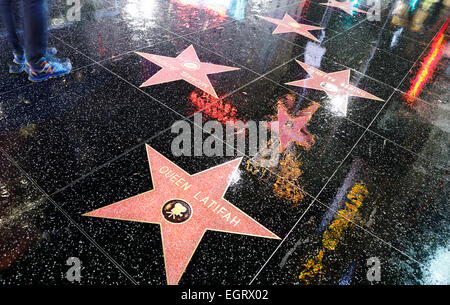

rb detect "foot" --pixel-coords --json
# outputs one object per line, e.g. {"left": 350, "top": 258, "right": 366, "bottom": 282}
{"left": 9, "top": 48, "right": 60, "bottom": 74}
{"left": 46, "top": 47, "right": 57, "bottom": 57}
{"left": 27, "top": 57, "right": 72, "bottom": 82}
{"left": 8, "top": 55, "right": 26, "bottom": 74}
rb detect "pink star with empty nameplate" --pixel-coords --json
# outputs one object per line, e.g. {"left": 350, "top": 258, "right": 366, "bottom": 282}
{"left": 258, "top": 13, "right": 323, "bottom": 42}
{"left": 270, "top": 102, "right": 321, "bottom": 151}
{"left": 320, "top": 0, "right": 367, "bottom": 16}
{"left": 285, "top": 60, "right": 384, "bottom": 103}
{"left": 136, "top": 45, "right": 240, "bottom": 98}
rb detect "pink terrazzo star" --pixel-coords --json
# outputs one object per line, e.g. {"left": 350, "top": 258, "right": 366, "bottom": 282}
{"left": 258, "top": 13, "right": 323, "bottom": 42}
{"left": 320, "top": 0, "right": 367, "bottom": 16}
{"left": 286, "top": 60, "right": 384, "bottom": 103}
{"left": 136, "top": 45, "right": 240, "bottom": 98}
{"left": 272, "top": 102, "right": 321, "bottom": 151}
{"left": 84, "top": 145, "right": 279, "bottom": 285}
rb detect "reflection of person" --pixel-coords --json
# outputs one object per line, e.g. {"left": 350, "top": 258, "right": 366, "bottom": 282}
{"left": 0, "top": 0, "right": 71, "bottom": 82}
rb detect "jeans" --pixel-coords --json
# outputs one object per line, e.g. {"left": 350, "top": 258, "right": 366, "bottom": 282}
{"left": 0, "top": 0, "right": 48, "bottom": 65}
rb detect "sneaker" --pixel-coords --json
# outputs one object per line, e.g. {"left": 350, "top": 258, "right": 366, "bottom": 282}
{"left": 8, "top": 48, "right": 59, "bottom": 74}
{"left": 27, "top": 57, "right": 72, "bottom": 82}
{"left": 9, "top": 54, "right": 26, "bottom": 73}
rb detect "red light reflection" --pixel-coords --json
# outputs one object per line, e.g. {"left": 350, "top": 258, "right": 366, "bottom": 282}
{"left": 404, "top": 18, "right": 448, "bottom": 106}
{"left": 188, "top": 90, "right": 242, "bottom": 126}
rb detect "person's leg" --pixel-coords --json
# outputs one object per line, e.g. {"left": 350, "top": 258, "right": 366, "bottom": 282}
{"left": 22, "top": 0, "right": 47, "bottom": 68}
{"left": 0, "top": 0, "right": 24, "bottom": 58}
{"left": 21, "top": 0, "right": 71, "bottom": 82}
